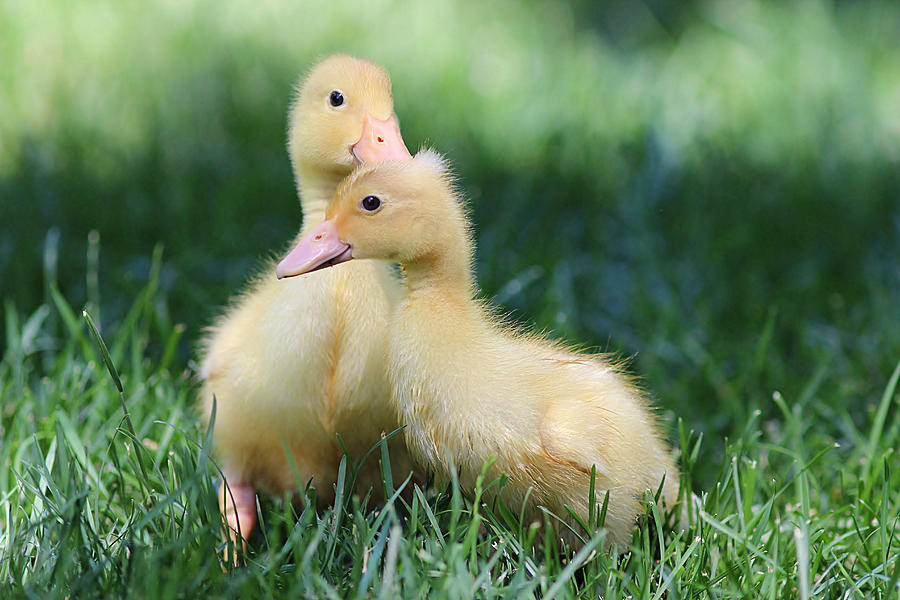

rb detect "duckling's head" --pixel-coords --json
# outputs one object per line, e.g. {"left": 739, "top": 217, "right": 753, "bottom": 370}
{"left": 288, "top": 54, "right": 411, "bottom": 180}
{"left": 277, "top": 150, "right": 471, "bottom": 281}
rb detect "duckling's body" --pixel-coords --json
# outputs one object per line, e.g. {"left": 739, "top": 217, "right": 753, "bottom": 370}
{"left": 391, "top": 285, "right": 676, "bottom": 548}
{"left": 201, "top": 255, "right": 400, "bottom": 495}
{"left": 198, "top": 55, "right": 415, "bottom": 544}
{"left": 277, "top": 154, "right": 679, "bottom": 550}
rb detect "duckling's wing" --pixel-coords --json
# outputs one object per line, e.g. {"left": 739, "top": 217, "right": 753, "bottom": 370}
{"left": 539, "top": 401, "right": 613, "bottom": 480}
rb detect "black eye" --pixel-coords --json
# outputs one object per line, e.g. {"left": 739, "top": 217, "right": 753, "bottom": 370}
{"left": 361, "top": 195, "right": 381, "bottom": 211}
{"left": 329, "top": 90, "right": 344, "bottom": 107}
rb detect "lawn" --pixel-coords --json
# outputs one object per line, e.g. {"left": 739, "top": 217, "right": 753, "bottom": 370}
{"left": 2, "top": 0, "right": 899, "bottom": 597}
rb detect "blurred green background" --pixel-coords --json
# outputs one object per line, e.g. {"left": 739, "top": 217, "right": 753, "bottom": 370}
{"left": 2, "top": 0, "right": 898, "bottom": 441}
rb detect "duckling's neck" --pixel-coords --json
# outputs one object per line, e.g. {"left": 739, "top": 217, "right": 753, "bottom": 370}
{"left": 296, "top": 165, "right": 350, "bottom": 231}
{"left": 401, "top": 243, "right": 475, "bottom": 302}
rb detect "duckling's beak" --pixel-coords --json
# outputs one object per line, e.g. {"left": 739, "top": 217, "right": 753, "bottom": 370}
{"left": 351, "top": 113, "right": 412, "bottom": 165}
{"left": 276, "top": 220, "right": 352, "bottom": 279}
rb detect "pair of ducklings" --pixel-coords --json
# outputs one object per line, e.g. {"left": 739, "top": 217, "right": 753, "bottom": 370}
{"left": 199, "top": 55, "right": 679, "bottom": 553}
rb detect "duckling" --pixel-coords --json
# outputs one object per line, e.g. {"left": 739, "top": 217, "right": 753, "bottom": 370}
{"left": 198, "top": 54, "right": 415, "bottom": 547}
{"left": 276, "top": 152, "right": 680, "bottom": 550}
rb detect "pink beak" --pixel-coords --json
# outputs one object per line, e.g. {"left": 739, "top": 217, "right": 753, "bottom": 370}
{"left": 351, "top": 113, "right": 412, "bottom": 164}
{"left": 276, "top": 220, "right": 353, "bottom": 279}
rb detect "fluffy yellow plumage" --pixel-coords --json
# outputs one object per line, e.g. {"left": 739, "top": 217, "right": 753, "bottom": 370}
{"left": 278, "top": 152, "right": 680, "bottom": 550}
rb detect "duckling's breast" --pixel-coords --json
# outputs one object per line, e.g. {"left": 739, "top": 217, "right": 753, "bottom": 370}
{"left": 199, "top": 257, "right": 399, "bottom": 494}
{"left": 321, "top": 259, "right": 399, "bottom": 455}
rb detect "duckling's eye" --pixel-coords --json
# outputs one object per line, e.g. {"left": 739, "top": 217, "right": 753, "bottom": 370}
{"left": 329, "top": 90, "right": 344, "bottom": 107}
{"left": 361, "top": 195, "right": 381, "bottom": 212}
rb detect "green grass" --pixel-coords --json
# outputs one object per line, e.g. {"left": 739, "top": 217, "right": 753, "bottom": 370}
{"left": 1, "top": 259, "right": 899, "bottom": 597}
{"left": 2, "top": 0, "right": 900, "bottom": 597}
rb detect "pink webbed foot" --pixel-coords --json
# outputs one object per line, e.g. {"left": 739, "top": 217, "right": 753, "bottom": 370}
{"left": 218, "top": 481, "right": 257, "bottom": 567}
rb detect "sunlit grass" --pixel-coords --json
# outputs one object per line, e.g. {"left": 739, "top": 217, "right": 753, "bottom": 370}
{"left": 1, "top": 238, "right": 898, "bottom": 597}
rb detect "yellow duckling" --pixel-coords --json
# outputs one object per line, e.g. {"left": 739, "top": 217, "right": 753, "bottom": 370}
{"left": 198, "top": 54, "right": 415, "bottom": 545}
{"left": 276, "top": 152, "right": 680, "bottom": 550}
